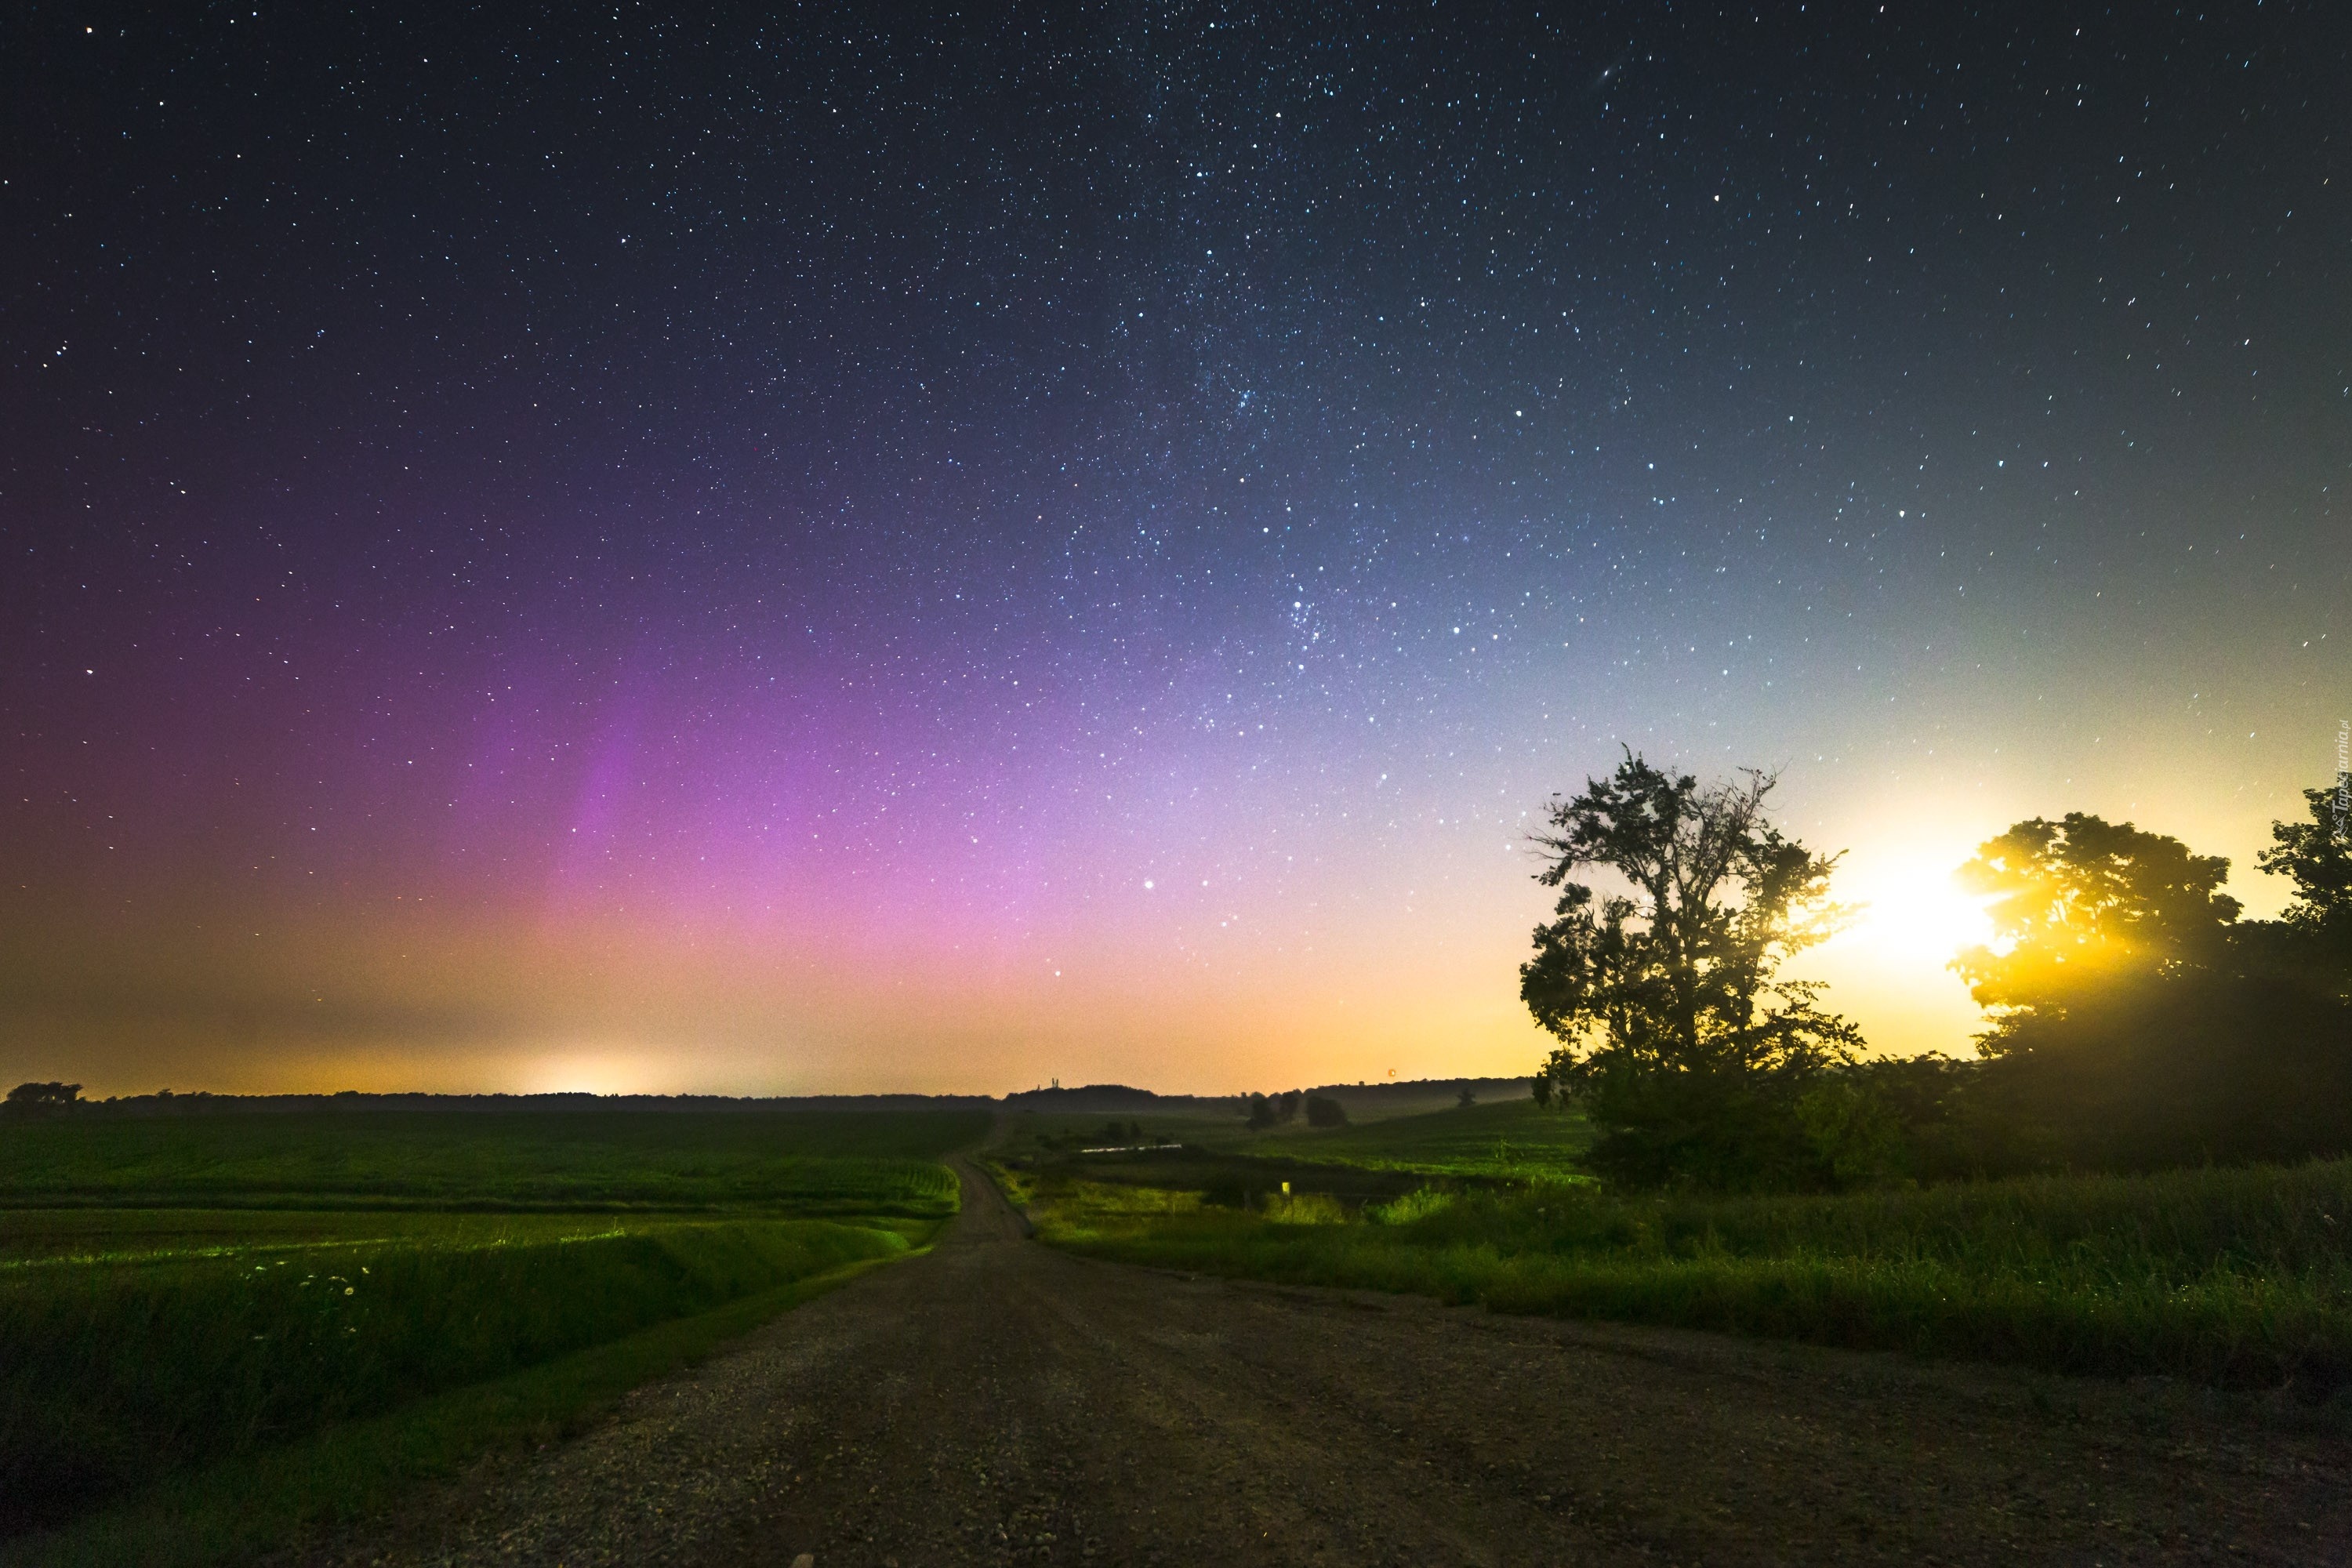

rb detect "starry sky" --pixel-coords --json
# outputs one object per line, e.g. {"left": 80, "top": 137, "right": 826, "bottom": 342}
{"left": 4, "top": 2, "right": 2347, "bottom": 1097}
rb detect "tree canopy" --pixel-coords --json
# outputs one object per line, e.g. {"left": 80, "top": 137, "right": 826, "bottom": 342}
{"left": 2254, "top": 782, "right": 2352, "bottom": 989}
{"left": 1938, "top": 800, "right": 2352, "bottom": 1171}
{"left": 1952, "top": 813, "right": 2241, "bottom": 1049}
{"left": 1521, "top": 753, "right": 1860, "bottom": 1185}
{"left": 2, "top": 1082, "right": 83, "bottom": 1120}
{"left": 1526, "top": 772, "right": 2352, "bottom": 1189}
{"left": 1522, "top": 753, "right": 1857, "bottom": 1080}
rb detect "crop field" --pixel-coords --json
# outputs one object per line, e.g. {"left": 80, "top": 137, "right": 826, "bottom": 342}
{"left": 998, "top": 1102, "right": 2352, "bottom": 1394}
{"left": 0, "top": 1107, "right": 984, "bottom": 1213}
{"left": 0, "top": 1108, "right": 982, "bottom": 1555}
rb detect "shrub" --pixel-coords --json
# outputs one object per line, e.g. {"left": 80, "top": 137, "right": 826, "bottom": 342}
{"left": 1263, "top": 1192, "right": 1347, "bottom": 1225}
{"left": 1978, "top": 972, "right": 2352, "bottom": 1171}
{"left": 1367, "top": 1187, "right": 1455, "bottom": 1225}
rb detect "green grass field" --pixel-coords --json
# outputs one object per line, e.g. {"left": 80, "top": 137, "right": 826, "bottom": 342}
{"left": 0, "top": 1107, "right": 983, "bottom": 1554}
{"left": 1200, "top": 1098, "right": 1595, "bottom": 1181}
{"left": 1001, "top": 1096, "right": 1593, "bottom": 1189}
{"left": 999, "top": 1100, "right": 2352, "bottom": 1394}
{"left": 0, "top": 1107, "right": 983, "bottom": 1212}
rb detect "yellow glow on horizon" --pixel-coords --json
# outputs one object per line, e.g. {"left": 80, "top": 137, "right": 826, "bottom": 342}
{"left": 1828, "top": 842, "right": 1998, "bottom": 968}
{"left": 514, "top": 1046, "right": 675, "bottom": 1098}
{"left": 1790, "top": 829, "right": 1999, "bottom": 1059}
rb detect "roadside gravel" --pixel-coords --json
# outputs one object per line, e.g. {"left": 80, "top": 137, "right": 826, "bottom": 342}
{"left": 316, "top": 1160, "right": 2352, "bottom": 1566}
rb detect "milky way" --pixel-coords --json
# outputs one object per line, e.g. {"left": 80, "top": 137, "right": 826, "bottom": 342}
{"left": 4, "top": 4, "right": 2347, "bottom": 1094}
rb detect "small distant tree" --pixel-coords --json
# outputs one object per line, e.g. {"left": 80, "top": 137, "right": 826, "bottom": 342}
{"left": 1305, "top": 1094, "right": 1347, "bottom": 1128}
{"left": 3, "top": 1082, "right": 83, "bottom": 1120}
{"left": 1246, "top": 1090, "right": 1308, "bottom": 1130}
{"left": 1530, "top": 1071, "right": 1555, "bottom": 1109}
{"left": 1521, "top": 752, "right": 1860, "bottom": 1187}
{"left": 1456, "top": 1083, "right": 1477, "bottom": 1109}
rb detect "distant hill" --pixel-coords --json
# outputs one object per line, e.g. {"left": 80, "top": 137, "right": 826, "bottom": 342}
{"left": 999, "top": 1077, "right": 1532, "bottom": 1122}
{"left": 1000, "top": 1083, "right": 1239, "bottom": 1115}
{"left": 1297, "top": 1078, "right": 1531, "bottom": 1120}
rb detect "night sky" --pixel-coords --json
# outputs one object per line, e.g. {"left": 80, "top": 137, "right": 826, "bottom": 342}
{"left": 5, "top": 2, "right": 2347, "bottom": 1097}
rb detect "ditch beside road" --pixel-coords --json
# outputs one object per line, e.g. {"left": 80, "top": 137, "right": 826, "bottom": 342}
{"left": 318, "top": 1159, "right": 2352, "bottom": 1566}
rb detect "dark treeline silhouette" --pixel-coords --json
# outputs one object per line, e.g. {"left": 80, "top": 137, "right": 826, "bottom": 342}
{"left": 1004, "top": 1083, "right": 1206, "bottom": 1113}
{"left": 1924, "top": 787, "right": 2352, "bottom": 1177}
{"left": 3, "top": 1078, "right": 1520, "bottom": 1127}
{"left": 1243, "top": 1089, "right": 1348, "bottom": 1129}
{"left": 0, "top": 1082, "right": 83, "bottom": 1120}
{"left": 0, "top": 1089, "right": 998, "bottom": 1120}
{"left": 1526, "top": 756, "right": 2352, "bottom": 1189}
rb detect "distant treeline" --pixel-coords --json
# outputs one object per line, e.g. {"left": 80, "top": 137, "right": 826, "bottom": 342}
{"left": 0, "top": 1087, "right": 997, "bottom": 1120}
{"left": 1003, "top": 1078, "right": 1526, "bottom": 1120}
{"left": 2, "top": 1078, "right": 1526, "bottom": 1123}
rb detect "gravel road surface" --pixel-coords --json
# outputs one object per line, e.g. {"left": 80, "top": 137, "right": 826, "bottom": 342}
{"left": 322, "top": 1160, "right": 2352, "bottom": 1566}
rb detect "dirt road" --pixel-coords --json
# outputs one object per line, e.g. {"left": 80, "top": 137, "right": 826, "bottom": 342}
{"left": 326, "top": 1160, "right": 2352, "bottom": 1566}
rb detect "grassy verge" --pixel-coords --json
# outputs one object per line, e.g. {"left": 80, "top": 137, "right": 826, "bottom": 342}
{"left": 0, "top": 1218, "right": 913, "bottom": 1531}
{"left": 1002, "top": 1157, "right": 2352, "bottom": 1392}
{"left": 2, "top": 1250, "right": 905, "bottom": 1568}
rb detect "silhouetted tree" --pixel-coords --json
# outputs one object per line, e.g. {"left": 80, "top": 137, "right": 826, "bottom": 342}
{"left": 1456, "top": 1083, "right": 1477, "bottom": 1109}
{"left": 1522, "top": 753, "right": 1860, "bottom": 1187}
{"left": 2, "top": 1082, "right": 82, "bottom": 1120}
{"left": 1304, "top": 1094, "right": 1347, "bottom": 1128}
{"left": 1953, "top": 813, "right": 2240, "bottom": 1051}
{"left": 1244, "top": 1090, "right": 1308, "bottom": 1130}
{"left": 1949, "top": 804, "right": 2352, "bottom": 1171}
{"left": 2251, "top": 779, "right": 2352, "bottom": 994}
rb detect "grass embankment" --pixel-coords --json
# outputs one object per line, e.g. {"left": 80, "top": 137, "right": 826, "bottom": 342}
{"left": 0, "top": 1108, "right": 981, "bottom": 1555}
{"left": 3, "top": 1251, "right": 898, "bottom": 1568}
{"left": 1005, "top": 1124, "right": 2352, "bottom": 1392}
{"left": 0, "top": 1218, "right": 907, "bottom": 1527}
